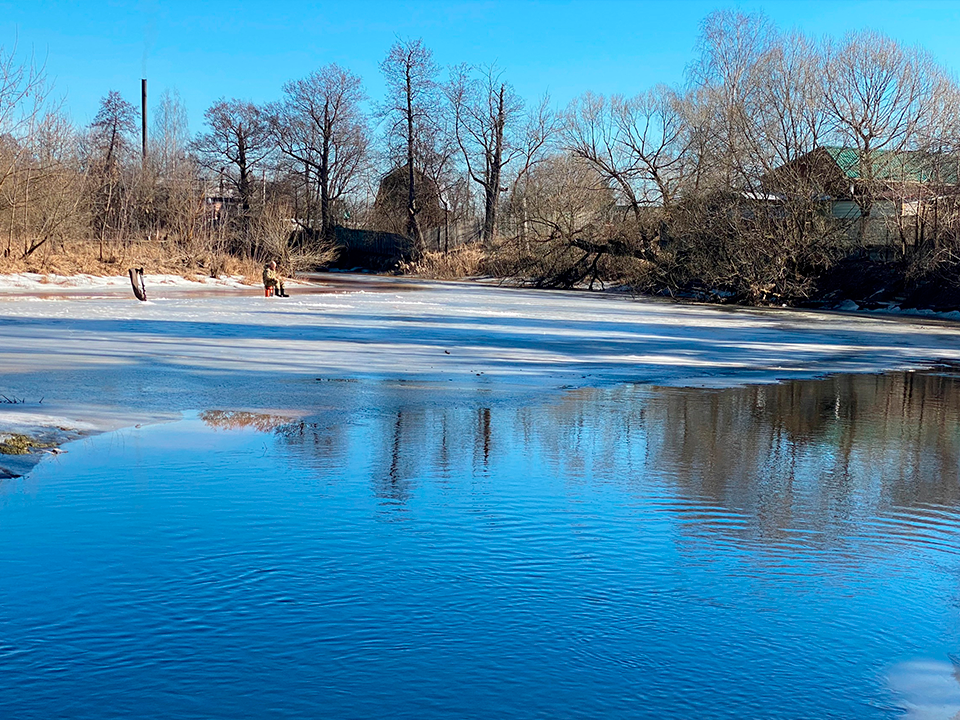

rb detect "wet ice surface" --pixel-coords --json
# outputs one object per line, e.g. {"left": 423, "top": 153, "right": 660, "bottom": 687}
{"left": 2, "top": 373, "right": 960, "bottom": 718}
{"left": 4, "top": 274, "right": 960, "bottom": 435}
{"left": 2, "top": 276, "right": 960, "bottom": 718}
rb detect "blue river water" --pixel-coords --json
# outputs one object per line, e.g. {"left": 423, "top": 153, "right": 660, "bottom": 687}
{"left": 1, "top": 371, "right": 959, "bottom": 719}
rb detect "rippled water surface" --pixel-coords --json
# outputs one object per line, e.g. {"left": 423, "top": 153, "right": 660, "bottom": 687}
{"left": 2, "top": 372, "right": 960, "bottom": 719}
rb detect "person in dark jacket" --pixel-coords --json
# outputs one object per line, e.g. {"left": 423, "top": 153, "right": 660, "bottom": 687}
{"left": 263, "top": 261, "right": 288, "bottom": 297}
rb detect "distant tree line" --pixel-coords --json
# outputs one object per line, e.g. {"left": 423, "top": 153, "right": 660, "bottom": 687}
{"left": 4, "top": 11, "right": 960, "bottom": 304}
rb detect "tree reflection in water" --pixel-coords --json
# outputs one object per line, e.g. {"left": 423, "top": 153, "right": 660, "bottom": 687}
{"left": 200, "top": 410, "right": 295, "bottom": 433}
{"left": 267, "top": 370, "right": 960, "bottom": 552}
{"left": 646, "top": 371, "right": 960, "bottom": 554}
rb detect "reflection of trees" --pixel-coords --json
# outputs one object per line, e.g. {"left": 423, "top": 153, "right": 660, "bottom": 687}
{"left": 270, "top": 398, "right": 502, "bottom": 509}
{"left": 645, "top": 372, "right": 960, "bottom": 545}
{"left": 266, "top": 372, "right": 960, "bottom": 546}
{"left": 199, "top": 410, "right": 294, "bottom": 432}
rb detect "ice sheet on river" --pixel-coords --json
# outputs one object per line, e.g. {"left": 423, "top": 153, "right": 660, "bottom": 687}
{"left": 3, "top": 274, "right": 960, "bottom": 432}
{"left": 888, "top": 659, "right": 960, "bottom": 720}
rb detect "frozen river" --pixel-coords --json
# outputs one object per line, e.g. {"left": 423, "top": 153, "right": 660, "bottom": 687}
{"left": 1, "top": 275, "right": 959, "bottom": 718}
{"left": 3, "top": 274, "right": 960, "bottom": 426}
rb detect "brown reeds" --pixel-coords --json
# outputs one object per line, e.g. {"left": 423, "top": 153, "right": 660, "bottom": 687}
{"left": 401, "top": 243, "right": 487, "bottom": 279}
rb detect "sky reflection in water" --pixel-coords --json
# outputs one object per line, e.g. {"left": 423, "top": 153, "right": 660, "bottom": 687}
{"left": 1, "top": 371, "right": 959, "bottom": 719}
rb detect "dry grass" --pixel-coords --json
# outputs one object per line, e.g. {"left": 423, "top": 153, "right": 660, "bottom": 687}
{"left": 402, "top": 244, "right": 488, "bottom": 279}
{"left": 0, "top": 238, "right": 266, "bottom": 284}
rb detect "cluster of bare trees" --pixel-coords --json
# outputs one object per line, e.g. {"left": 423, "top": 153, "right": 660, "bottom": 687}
{"left": 4, "top": 11, "right": 960, "bottom": 302}
{"left": 549, "top": 11, "right": 960, "bottom": 300}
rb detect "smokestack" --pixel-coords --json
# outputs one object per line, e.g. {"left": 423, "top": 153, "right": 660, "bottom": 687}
{"left": 141, "top": 78, "right": 148, "bottom": 162}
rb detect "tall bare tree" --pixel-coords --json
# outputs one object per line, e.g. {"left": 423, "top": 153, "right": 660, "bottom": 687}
{"left": 822, "top": 31, "right": 940, "bottom": 241}
{"left": 446, "top": 64, "right": 527, "bottom": 245}
{"left": 380, "top": 38, "right": 439, "bottom": 250}
{"left": 10, "top": 110, "right": 86, "bottom": 259}
{"left": 685, "top": 9, "right": 775, "bottom": 189}
{"left": 564, "top": 85, "right": 688, "bottom": 224}
{"left": 563, "top": 93, "right": 639, "bottom": 219}
{"left": 269, "top": 64, "right": 369, "bottom": 243}
{"left": 0, "top": 43, "right": 57, "bottom": 260}
{"left": 86, "top": 91, "right": 137, "bottom": 255}
{"left": 152, "top": 88, "right": 190, "bottom": 176}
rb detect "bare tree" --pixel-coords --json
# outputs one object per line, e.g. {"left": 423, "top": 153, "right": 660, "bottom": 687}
{"left": 0, "top": 40, "right": 48, "bottom": 135}
{"left": 563, "top": 93, "right": 640, "bottom": 219}
{"left": 90, "top": 91, "right": 137, "bottom": 170}
{"left": 268, "top": 64, "right": 369, "bottom": 243}
{"left": 682, "top": 17, "right": 847, "bottom": 300}
{"left": 85, "top": 91, "right": 137, "bottom": 257}
{"left": 446, "top": 64, "right": 527, "bottom": 245}
{"left": 685, "top": 9, "right": 776, "bottom": 190}
{"left": 152, "top": 88, "right": 190, "bottom": 176}
{"left": 615, "top": 88, "right": 691, "bottom": 209}
{"left": 822, "top": 31, "right": 940, "bottom": 242}
{"left": 908, "top": 75, "right": 960, "bottom": 257}
{"left": 564, "top": 86, "right": 689, "bottom": 222}
{"left": 0, "top": 40, "right": 51, "bottom": 229}
{"left": 7, "top": 111, "right": 86, "bottom": 259}
{"left": 380, "top": 38, "right": 439, "bottom": 250}
{"left": 502, "top": 153, "right": 627, "bottom": 288}
{"left": 745, "top": 31, "right": 826, "bottom": 173}
{"left": 502, "top": 94, "right": 558, "bottom": 252}
{"left": 0, "top": 45, "right": 60, "bottom": 260}
{"left": 192, "top": 99, "right": 272, "bottom": 215}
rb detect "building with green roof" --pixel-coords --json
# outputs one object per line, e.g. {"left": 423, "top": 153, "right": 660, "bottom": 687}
{"left": 765, "top": 146, "right": 960, "bottom": 249}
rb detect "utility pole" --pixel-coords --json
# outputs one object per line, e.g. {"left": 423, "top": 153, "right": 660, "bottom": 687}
{"left": 141, "top": 78, "right": 148, "bottom": 163}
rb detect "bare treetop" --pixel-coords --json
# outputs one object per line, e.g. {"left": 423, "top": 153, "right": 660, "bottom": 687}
{"left": 823, "top": 30, "right": 939, "bottom": 155}
{"left": 380, "top": 39, "right": 439, "bottom": 116}
{"left": 269, "top": 63, "right": 370, "bottom": 241}
{"left": 192, "top": 98, "right": 273, "bottom": 210}
{"left": 379, "top": 38, "right": 441, "bottom": 247}
{"left": 90, "top": 91, "right": 137, "bottom": 160}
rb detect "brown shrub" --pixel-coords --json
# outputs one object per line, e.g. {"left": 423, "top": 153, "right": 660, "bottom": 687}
{"left": 401, "top": 244, "right": 488, "bottom": 279}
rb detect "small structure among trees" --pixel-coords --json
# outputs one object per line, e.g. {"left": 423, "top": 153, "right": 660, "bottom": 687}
{"left": 372, "top": 164, "right": 446, "bottom": 245}
{"left": 766, "top": 147, "right": 960, "bottom": 254}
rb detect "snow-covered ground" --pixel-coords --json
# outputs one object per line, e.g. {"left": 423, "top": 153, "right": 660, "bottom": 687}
{"left": 3, "top": 273, "right": 960, "bottom": 436}
{"left": 0, "top": 271, "right": 255, "bottom": 295}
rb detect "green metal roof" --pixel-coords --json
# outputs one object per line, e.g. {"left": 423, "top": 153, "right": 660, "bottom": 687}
{"left": 822, "top": 146, "right": 959, "bottom": 184}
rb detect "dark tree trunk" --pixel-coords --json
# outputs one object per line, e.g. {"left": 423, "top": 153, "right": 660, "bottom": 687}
{"left": 319, "top": 100, "right": 333, "bottom": 244}
{"left": 236, "top": 125, "right": 254, "bottom": 256}
{"left": 481, "top": 86, "right": 507, "bottom": 246}
{"left": 405, "top": 65, "right": 423, "bottom": 252}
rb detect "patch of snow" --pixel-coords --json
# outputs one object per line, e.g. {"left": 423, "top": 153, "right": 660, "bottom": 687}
{"left": 0, "top": 272, "right": 257, "bottom": 294}
{"left": 846, "top": 302, "right": 960, "bottom": 323}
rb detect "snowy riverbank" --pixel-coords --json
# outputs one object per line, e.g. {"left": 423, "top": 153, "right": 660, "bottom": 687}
{"left": 0, "top": 271, "right": 257, "bottom": 295}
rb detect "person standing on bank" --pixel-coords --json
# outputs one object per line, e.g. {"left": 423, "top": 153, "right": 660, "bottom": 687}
{"left": 263, "top": 260, "right": 288, "bottom": 297}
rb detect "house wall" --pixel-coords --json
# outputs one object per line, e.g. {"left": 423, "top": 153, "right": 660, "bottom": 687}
{"left": 831, "top": 200, "right": 900, "bottom": 246}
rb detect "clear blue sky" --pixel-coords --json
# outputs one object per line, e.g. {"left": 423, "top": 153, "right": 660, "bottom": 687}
{"left": 1, "top": 0, "right": 959, "bottom": 134}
